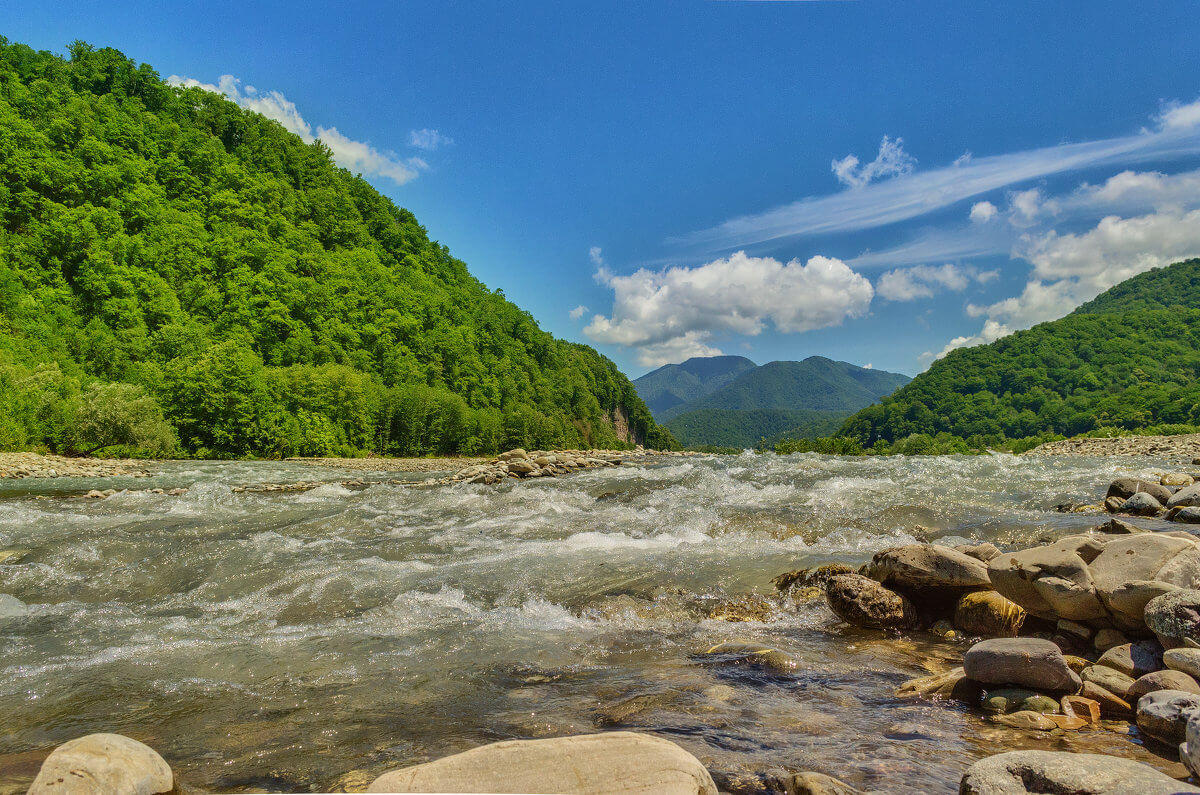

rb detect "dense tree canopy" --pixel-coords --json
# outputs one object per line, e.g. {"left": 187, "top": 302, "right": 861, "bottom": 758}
{"left": 0, "top": 39, "right": 674, "bottom": 457}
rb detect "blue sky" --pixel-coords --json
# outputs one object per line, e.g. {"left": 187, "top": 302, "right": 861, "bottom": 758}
{"left": 8, "top": 1, "right": 1200, "bottom": 377}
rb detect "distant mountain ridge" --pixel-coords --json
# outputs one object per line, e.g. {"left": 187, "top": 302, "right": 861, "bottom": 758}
{"left": 633, "top": 355, "right": 910, "bottom": 447}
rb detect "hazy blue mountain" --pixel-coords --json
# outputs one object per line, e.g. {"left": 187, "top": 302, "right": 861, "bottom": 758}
{"left": 633, "top": 356, "right": 757, "bottom": 419}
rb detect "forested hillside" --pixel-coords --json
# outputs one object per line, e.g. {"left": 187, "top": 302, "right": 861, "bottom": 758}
{"left": 633, "top": 355, "right": 756, "bottom": 420}
{"left": 839, "top": 259, "right": 1200, "bottom": 447}
{"left": 0, "top": 39, "right": 674, "bottom": 457}
{"left": 683, "top": 358, "right": 909, "bottom": 414}
{"left": 664, "top": 407, "right": 847, "bottom": 448}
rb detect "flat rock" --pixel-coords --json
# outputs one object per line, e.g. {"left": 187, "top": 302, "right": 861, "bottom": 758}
{"left": 27, "top": 733, "right": 177, "bottom": 795}
{"left": 988, "top": 711, "right": 1056, "bottom": 731}
{"left": 1081, "top": 665, "right": 1136, "bottom": 700}
{"left": 1080, "top": 680, "right": 1133, "bottom": 718}
{"left": 1096, "top": 640, "right": 1164, "bottom": 678}
{"left": 866, "top": 543, "right": 991, "bottom": 591}
{"left": 963, "top": 638, "right": 1081, "bottom": 692}
{"left": 824, "top": 574, "right": 921, "bottom": 630}
{"left": 960, "top": 750, "right": 1200, "bottom": 794}
{"left": 1136, "top": 689, "right": 1200, "bottom": 745}
{"left": 1145, "top": 588, "right": 1200, "bottom": 647}
{"left": 366, "top": 732, "right": 718, "bottom": 794}
{"left": 986, "top": 537, "right": 1106, "bottom": 621}
{"left": 1127, "top": 669, "right": 1200, "bottom": 701}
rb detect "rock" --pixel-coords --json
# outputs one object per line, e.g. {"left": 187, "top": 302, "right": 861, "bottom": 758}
{"left": 1136, "top": 689, "right": 1200, "bottom": 744}
{"left": 1169, "top": 482, "right": 1200, "bottom": 509}
{"left": 954, "top": 591, "right": 1026, "bottom": 637}
{"left": 1096, "top": 640, "right": 1164, "bottom": 678}
{"left": 895, "top": 667, "right": 981, "bottom": 704}
{"left": 771, "top": 564, "right": 855, "bottom": 592}
{"left": 1049, "top": 714, "right": 1089, "bottom": 730}
{"left": 1104, "top": 580, "right": 1180, "bottom": 631}
{"left": 507, "top": 459, "right": 537, "bottom": 475}
{"left": 27, "top": 733, "right": 177, "bottom": 795}
{"left": 1108, "top": 477, "right": 1173, "bottom": 504}
{"left": 0, "top": 593, "right": 29, "bottom": 618}
{"left": 955, "top": 543, "right": 1002, "bottom": 563}
{"left": 1163, "top": 473, "right": 1195, "bottom": 487}
{"left": 1094, "top": 628, "right": 1128, "bottom": 651}
{"left": 366, "top": 732, "right": 718, "bottom": 794}
{"left": 1172, "top": 507, "right": 1200, "bottom": 524}
{"left": 1061, "top": 695, "right": 1101, "bottom": 725}
{"left": 1080, "top": 680, "right": 1133, "bottom": 718}
{"left": 698, "top": 642, "right": 799, "bottom": 674}
{"left": 1145, "top": 588, "right": 1200, "bottom": 647}
{"left": 499, "top": 448, "right": 530, "bottom": 461}
{"left": 1019, "top": 695, "right": 1062, "bottom": 714}
{"left": 1165, "top": 648, "right": 1200, "bottom": 680}
{"left": 1121, "top": 492, "right": 1164, "bottom": 516}
{"left": 987, "top": 537, "right": 1106, "bottom": 622}
{"left": 960, "top": 750, "right": 1200, "bottom": 794}
{"left": 1056, "top": 619, "right": 1092, "bottom": 641}
{"left": 824, "top": 574, "right": 921, "bottom": 630}
{"left": 988, "top": 711, "right": 1057, "bottom": 731}
{"left": 962, "top": 638, "right": 1082, "bottom": 692}
{"left": 707, "top": 594, "right": 775, "bottom": 622}
{"left": 1082, "top": 666, "right": 1136, "bottom": 700}
{"left": 1090, "top": 534, "right": 1196, "bottom": 628}
{"left": 930, "top": 619, "right": 959, "bottom": 638}
{"left": 1095, "top": 518, "right": 1147, "bottom": 534}
{"left": 866, "top": 543, "right": 991, "bottom": 591}
{"left": 770, "top": 772, "right": 863, "bottom": 795}
{"left": 1184, "top": 709, "right": 1200, "bottom": 778}
{"left": 981, "top": 687, "right": 1041, "bottom": 715}
{"left": 1104, "top": 495, "right": 1126, "bottom": 513}
{"left": 1127, "top": 669, "right": 1200, "bottom": 701}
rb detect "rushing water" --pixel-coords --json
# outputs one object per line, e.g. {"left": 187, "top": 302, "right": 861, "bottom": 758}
{"left": 0, "top": 453, "right": 1190, "bottom": 793}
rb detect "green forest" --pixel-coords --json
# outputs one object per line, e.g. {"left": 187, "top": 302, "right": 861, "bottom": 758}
{"left": 0, "top": 39, "right": 675, "bottom": 458}
{"left": 836, "top": 259, "right": 1200, "bottom": 450}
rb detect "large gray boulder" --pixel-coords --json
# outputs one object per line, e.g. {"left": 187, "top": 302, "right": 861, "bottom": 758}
{"left": 1121, "top": 492, "right": 1164, "bottom": 516}
{"left": 1091, "top": 534, "right": 1198, "bottom": 629}
{"left": 1109, "top": 478, "right": 1173, "bottom": 504}
{"left": 366, "top": 732, "right": 718, "bottom": 794}
{"left": 1136, "top": 689, "right": 1200, "bottom": 744}
{"left": 1184, "top": 709, "right": 1200, "bottom": 778}
{"left": 1145, "top": 589, "right": 1200, "bottom": 648}
{"left": 867, "top": 543, "right": 991, "bottom": 591}
{"left": 960, "top": 750, "right": 1200, "bottom": 794}
{"left": 1168, "top": 482, "right": 1200, "bottom": 509}
{"left": 27, "top": 733, "right": 177, "bottom": 795}
{"left": 824, "top": 574, "right": 922, "bottom": 630}
{"left": 987, "top": 537, "right": 1106, "bottom": 622}
{"left": 962, "top": 638, "right": 1081, "bottom": 692}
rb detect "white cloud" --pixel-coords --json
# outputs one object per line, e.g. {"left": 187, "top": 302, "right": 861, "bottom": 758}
{"left": 584, "top": 251, "right": 873, "bottom": 367}
{"left": 831, "top": 135, "right": 916, "bottom": 189}
{"left": 969, "top": 201, "right": 998, "bottom": 223}
{"left": 678, "top": 98, "right": 1200, "bottom": 251}
{"left": 1007, "top": 188, "right": 1045, "bottom": 226}
{"left": 569, "top": 305, "right": 588, "bottom": 320}
{"left": 409, "top": 128, "right": 453, "bottom": 150}
{"left": 589, "top": 246, "right": 606, "bottom": 268}
{"left": 876, "top": 264, "right": 965, "bottom": 301}
{"left": 168, "top": 74, "right": 427, "bottom": 185}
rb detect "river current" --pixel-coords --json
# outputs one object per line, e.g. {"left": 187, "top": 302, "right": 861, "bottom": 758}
{"left": 0, "top": 453, "right": 1186, "bottom": 792}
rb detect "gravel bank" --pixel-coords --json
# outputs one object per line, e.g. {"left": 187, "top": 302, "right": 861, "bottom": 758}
{"left": 1022, "top": 434, "right": 1200, "bottom": 460}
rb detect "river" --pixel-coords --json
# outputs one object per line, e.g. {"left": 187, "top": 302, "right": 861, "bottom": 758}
{"left": 0, "top": 453, "right": 1185, "bottom": 792}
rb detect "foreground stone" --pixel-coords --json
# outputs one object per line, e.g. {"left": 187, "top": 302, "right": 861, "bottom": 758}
{"left": 1127, "top": 669, "right": 1200, "bottom": 701}
{"left": 1136, "top": 689, "right": 1200, "bottom": 745}
{"left": 953, "top": 591, "right": 1026, "bottom": 637}
{"left": 1184, "top": 710, "right": 1200, "bottom": 778}
{"left": 824, "top": 574, "right": 921, "bottom": 630}
{"left": 1096, "top": 640, "right": 1164, "bottom": 678}
{"left": 960, "top": 750, "right": 1200, "bottom": 794}
{"left": 28, "top": 733, "right": 177, "bottom": 795}
{"left": 867, "top": 544, "right": 991, "bottom": 592}
{"left": 962, "top": 638, "right": 1081, "bottom": 692}
{"left": 767, "top": 771, "right": 862, "bottom": 794}
{"left": 1145, "top": 589, "right": 1200, "bottom": 647}
{"left": 895, "top": 667, "right": 981, "bottom": 704}
{"left": 366, "top": 732, "right": 718, "bottom": 794}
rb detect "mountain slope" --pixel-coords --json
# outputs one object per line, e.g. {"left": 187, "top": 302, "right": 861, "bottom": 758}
{"left": 633, "top": 356, "right": 756, "bottom": 419}
{"left": 839, "top": 259, "right": 1200, "bottom": 446}
{"left": 665, "top": 407, "right": 849, "bottom": 448}
{"left": 0, "top": 39, "right": 674, "bottom": 457}
{"left": 685, "top": 357, "right": 910, "bottom": 413}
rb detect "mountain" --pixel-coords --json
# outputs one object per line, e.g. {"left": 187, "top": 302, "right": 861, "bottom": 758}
{"left": 839, "top": 259, "right": 1200, "bottom": 446}
{"left": 0, "top": 39, "right": 674, "bottom": 457}
{"left": 633, "top": 355, "right": 910, "bottom": 447}
{"left": 633, "top": 356, "right": 757, "bottom": 419}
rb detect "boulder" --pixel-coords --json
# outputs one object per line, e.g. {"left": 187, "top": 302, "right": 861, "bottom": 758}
{"left": 980, "top": 687, "right": 1041, "bottom": 715}
{"left": 1096, "top": 640, "right": 1164, "bottom": 678}
{"left": 953, "top": 591, "right": 1026, "bottom": 637}
{"left": 956, "top": 543, "right": 1002, "bottom": 563}
{"left": 1090, "top": 534, "right": 1196, "bottom": 628}
{"left": 1168, "top": 482, "right": 1200, "bottom": 509}
{"left": 986, "top": 537, "right": 1106, "bottom": 622}
{"left": 1104, "top": 581, "right": 1180, "bottom": 632}
{"left": 1165, "top": 648, "right": 1200, "bottom": 680}
{"left": 824, "top": 574, "right": 921, "bottom": 630}
{"left": 1081, "top": 665, "right": 1136, "bottom": 700}
{"left": 1184, "top": 709, "right": 1200, "bottom": 778}
{"left": 1108, "top": 477, "right": 1172, "bottom": 504}
{"left": 1136, "top": 689, "right": 1200, "bottom": 745}
{"left": 1172, "top": 507, "right": 1200, "bottom": 524}
{"left": 866, "top": 544, "right": 991, "bottom": 591}
{"left": 366, "top": 732, "right": 718, "bottom": 794}
{"left": 1145, "top": 589, "right": 1200, "bottom": 647}
{"left": 1163, "top": 473, "right": 1195, "bottom": 487}
{"left": 1093, "top": 628, "right": 1128, "bottom": 651}
{"left": 27, "top": 733, "right": 177, "bottom": 795}
{"left": 1120, "top": 492, "right": 1164, "bottom": 517}
{"left": 1127, "top": 669, "right": 1200, "bottom": 701}
{"left": 962, "top": 638, "right": 1081, "bottom": 692}
{"left": 960, "top": 750, "right": 1200, "bottom": 794}
{"left": 1080, "top": 680, "right": 1133, "bottom": 718}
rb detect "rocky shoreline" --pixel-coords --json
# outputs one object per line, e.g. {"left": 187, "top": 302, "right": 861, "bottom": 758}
{"left": 1024, "top": 433, "right": 1200, "bottom": 460}
{"left": 0, "top": 452, "right": 153, "bottom": 480}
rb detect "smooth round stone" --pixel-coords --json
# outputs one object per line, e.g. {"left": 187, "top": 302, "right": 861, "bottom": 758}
{"left": 1121, "top": 492, "right": 1164, "bottom": 516}
{"left": 1145, "top": 588, "right": 1200, "bottom": 647}
{"left": 961, "top": 750, "right": 1200, "bottom": 794}
{"left": 963, "top": 638, "right": 1082, "bottom": 692}
{"left": 1019, "top": 695, "right": 1062, "bottom": 714}
{"left": 28, "top": 734, "right": 176, "bottom": 795}
{"left": 1097, "top": 640, "right": 1164, "bottom": 678}
{"left": 981, "top": 687, "right": 1041, "bottom": 715}
{"left": 1127, "top": 669, "right": 1200, "bottom": 702}
{"left": 1165, "top": 648, "right": 1200, "bottom": 680}
{"left": 1136, "top": 689, "right": 1200, "bottom": 744}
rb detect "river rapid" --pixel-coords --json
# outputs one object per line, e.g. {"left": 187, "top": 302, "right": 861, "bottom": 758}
{"left": 0, "top": 453, "right": 1187, "bottom": 793}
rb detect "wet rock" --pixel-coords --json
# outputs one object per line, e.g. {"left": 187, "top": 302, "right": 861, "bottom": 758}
{"left": 987, "top": 710, "right": 1057, "bottom": 731}
{"left": 1121, "top": 492, "right": 1165, "bottom": 516}
{"left": 28, "top": 733, "right": 177, "bottom": 795}
{"left": 1080, "top": 680, "right": 1133, "bottom": 718}
{"left": 987, "top": 537, "right": 1106, "bottom": 622}
{"left": 1136, "top": 689, "right": 1200, "bottom": 745}
{"left": 867, "top": 543, "right": 991, "bottom": 591}
{"left": 1104, "top": 495, "right": 1126, "bottom": 513}
{"left": 960, "top": 750, "right": 1200, "bottom": 794}
{"left": 1163, "top": 473, "right": 1195, "bottom": 487}
{"left": 963, "top": 638, "right": 1082, "bottom": 692}
{"left": 707, "top": 594, "right": 776, "bottom": 622}
{"left": 1172, "top": 507, "right": 1200, "bottom": 524}
{"left": 895, "top": 667, "right": 981, "bottom": 704}
{"left": 1095, "top": 518, "right": 1146, "bottom": 534}
{"left": 1145, "top": 588, "right": 1200, "bottom": 647}
{"left": 1108, "top": 477, "right": 1173, "bottom": 504}
{"left": 768, "top": 771, "right": 862, "bottom": 795}
{"left": 955, "top": 543, "right": 1002, "bottom": 563}
{"left": 594, "top": 692, "right": 678, "bottom": 727}
{"left": 1096, "top": 640, "right": 1164, "bottom": 678}
{"left": 981, "top": 687, "right": 1041, "bottom": 715}
{"left": 930, "top": 619, "right": 960, "bottom": 638}
{"left": 329, "top": 769, "right": 375, "bottom": 792}
{"left": 824, "top": 574, "right": 922, "bottom": 630}
{"left": 1093, "top": 628, "right": 1128, "bottom": 651}
{"left": 1184, "top": 710, "right": 1200, "bottom": 778}
{"left": 1165, "top": 648, "right": 1200, "bottom": 680}
{"left": 1081, "top": 665, "right": 1136, "bottom": 700}
{"left": 1127, "top": 669, "right": 1200, "bottom": 701}
{"left": 366, "top": 732, "right": 718, "bottom": 794}
{"left": 954, "top": 591, "right": 1026, "bottom": 637}
{"left": 698, "top": 642, "right": 799, "bottom": 674}
{"left": 772, "top": 563, "right": 856, "bottom": 593}
{"left": 1060, "top": 695, "right": 1101, "bottom": 725}
{"left": 1168, "top": 482, "right": 1200, "bottom": 509}
{"left": 1019, "top": 695, "right": 1062, "bottom": 714}
{"left": 0, "top": 593, "right": 29, "bottom": 618}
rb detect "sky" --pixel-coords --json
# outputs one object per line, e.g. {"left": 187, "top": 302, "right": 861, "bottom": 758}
{"left": 8, "top": 1, "right": 1200, "bottom": 377}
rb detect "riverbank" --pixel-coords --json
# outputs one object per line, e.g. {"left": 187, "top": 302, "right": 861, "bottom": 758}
{"left": 0, "top": 452, "right": 154, "bottom": 480}
{"left": 1023, "top": 433, "right": 1200, "bottom": 460}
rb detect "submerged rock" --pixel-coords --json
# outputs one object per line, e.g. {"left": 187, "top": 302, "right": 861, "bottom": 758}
{"left": 824, "top": 574, "right": 922, "bottom": 630}
{"left": 987, "top": 710, "right": 1057, "bottom": 731}
{"left": 366, "top": 732, "right": 718, "bottom": 794}
{"left": 960, "top": 750, "right": 1200, "bottom": 794}
{"left": 28, "top": 733, "right": 177, "bottom": 795}
{"left": 706, "top": 593, "right": 777, "bottom": 622}
{"left": 698, "top": 642, "right": 799, "bottom": 674}
{"left": 895, "top": 667, "right": 981, "bottom": 704}
{"left": 962, "top": 638, "right": 1082, "bottom": 692}
{"left": 771, "top": 563, "right": 855, "bottom": 593}
{"left": 772, "top": 771, "right": 863, "bottom": 795}
{"left": 980, "top": 687, "right": 1040, "bottom": 715}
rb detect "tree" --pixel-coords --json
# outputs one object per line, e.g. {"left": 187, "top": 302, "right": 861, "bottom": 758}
{"left": 67, "top": 382, "right": 177, "bottom": 456}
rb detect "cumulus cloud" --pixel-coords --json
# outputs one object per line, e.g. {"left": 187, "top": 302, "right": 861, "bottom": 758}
{"left": 969, "top": 201, "right": 998, "bottom": 223}
{"left": 876, "top": 264, "right": 973, "bottom": 302}
{"left": 1159, "top": 98, "right": 1200, "bottom": 131}
{"left": 409, "top": 128, "right": 453, "bottom": 150}
{"left": 569, "top": 305, "right": 588, "bottom": 320}
{"left": 167, "top": 74, "right": 428, "bottom": 185}
{"left": 831, "top": 135, "right": 916, "bottom": 189}
{"left": 584, "top": 251, "right": 873, "bottom": 367}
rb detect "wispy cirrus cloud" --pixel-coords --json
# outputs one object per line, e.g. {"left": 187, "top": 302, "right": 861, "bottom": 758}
{"left": 168, "top": 74, "right": 431, "bottom": 185}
